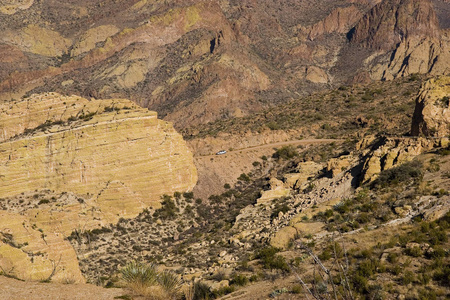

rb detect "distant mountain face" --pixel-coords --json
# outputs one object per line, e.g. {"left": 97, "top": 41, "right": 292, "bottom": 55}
{"left": 0, "top": 0, "right": 448, "bottom": 129}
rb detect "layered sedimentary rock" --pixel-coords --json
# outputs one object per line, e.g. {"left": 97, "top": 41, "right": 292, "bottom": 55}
{"left": 411, "top": 76, "right": 450, "bottom": 137}
{"left": 0, "top": 93, "right": 197, "bottom": 282}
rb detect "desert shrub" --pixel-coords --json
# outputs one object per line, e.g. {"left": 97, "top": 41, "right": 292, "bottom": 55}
{"left": 387, "top": 253, "right": 398, "bottom": 264}
{"left": 272, "top": 146, "right": 298, "bottom": 160}
{"left": 418, "top": 288, "right": 437, "bottom": 300}
{"left": 183, "top": 192, "right": 194, "bottom": 199}
{"left": 266, "top": 121, "right": 280, "bottom": 130}
{"left": 405, "top": 246, "right": 422, "bottom": 257}
{"left": 435, "top": 96, "right": 449, "bottom": 107}
{"left": 352, "top": 274, "right": 368, "bottom": 293}
{"left": 318, "top": 249, "right": 332, "bottom": 261}
{"left": 38, "top": 199, "right": 50, "bottom": 205}
{"left": 402, "top": 271, "right": 415, "bottom": 285}
{"left": 237, "top": 173, "right": 250, "bottom": 182}
{"left": 154, "top": 195, "right": 178, "bottom": 220}
{"left": 390, "top": 264, "right": 402, "bottom": 275}
{"left": 356, "top": 259, "right": 377, "bottom": 277}
{"left": 433, "top": 265, "right": 450, "bottom": 286}
{"left": 418, "top": 272, "right": 432, "bottom": 285}
{"left": 270, "top": 203, "right": 290, "bottom": 220}
{"left": 212, "top": 285, "right": 235, "bottom": 297}
{"left": 192, "top": 282, "right": 214, "bottom": 300}
{"left": 255, "top": 247, "right": 290, "bottom": 273}
{"left": 372, "top": 160, "right": 423, "bottom": 188}
{"left": 230, "top": 274, "right": 248, "bottom": 286}
{"left": 428, "top": 246, "right": 446, "bottom": 259}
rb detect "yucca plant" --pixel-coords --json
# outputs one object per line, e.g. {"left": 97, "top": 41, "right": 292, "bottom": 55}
{"left": 157, "top": 270, "right": 183, "bottom": 299}
{"left": 120, "top": 261, "right": 184, "bottom": 299}
{"left": 120, "top": 261, "right": 158, "bottom": 293}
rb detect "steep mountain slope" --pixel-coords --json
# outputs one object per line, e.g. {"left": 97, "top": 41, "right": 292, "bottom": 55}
{"left": 347, "top": 0, "right": 450, "bottom": 80}
{"left": 0, "top": 0, "right": 448, "bottom": 130}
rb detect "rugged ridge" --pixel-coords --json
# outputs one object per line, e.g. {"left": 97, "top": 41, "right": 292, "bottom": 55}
{"left": 0, "top": 0, "right": 448, "bottom": 129}
{"left": 349, "top": 0, "right": 440, "bottom": 51}
{"left": 349, "top": 0, "right": 450, "bottom": 80}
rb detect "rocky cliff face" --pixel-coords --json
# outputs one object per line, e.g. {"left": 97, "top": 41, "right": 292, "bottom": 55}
{"left": 349, "top": 0, "right": 449, "bottom": 80}
{"left": 411, "top": 76, "right": 450, "bottom": 137}
{"left": 349, "top": 0, "right": 440, "bottom": 51}
{"left": 0, "top": 93, "right": 197, "bottom": 282}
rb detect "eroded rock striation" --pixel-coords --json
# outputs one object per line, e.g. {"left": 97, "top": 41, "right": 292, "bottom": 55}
{"left": 0, "top": 92, "right": 197, "bottom": 282}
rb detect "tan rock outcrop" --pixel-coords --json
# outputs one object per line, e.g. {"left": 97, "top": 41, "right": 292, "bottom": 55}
{"left": 327, "top": 156, "right": 351, "bottom": 177}
{"left": 305, "top": 66, "right": 328, "bottom": 84}
{"left": 284, "top": 162, "right": 323, "bottom": 190}
{"left": 0, "top": 93, "right": 197, "bottom": 282}
{"left": 370, "top": 37, "right": 450, "bottom": 80}
{"left": 360, "top": 137, "right": 434, "bottom": 183}
{"left": 411, "top": 76, "right": 450, "bottom": 137}
{"left": 257, "top": 178, "right": 290, "bottom": 205}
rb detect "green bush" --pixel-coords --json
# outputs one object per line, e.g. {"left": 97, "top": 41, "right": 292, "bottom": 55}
{"left": 238, "top": 173, "right": 251, "bottom": 182}
{"left": 255, "top": 247, "right": 290, "bottom": 273}
{"left": 230, "top": 274, "right": 248, "bottom": 286}
{"left": 402, "top": 271, "right": 415, "bottom": 285}
{"left": 372, "top": 160, "right": 423, "bottom": 188}
{"left": 154, "top": 195, "right": 178, "bottom": 220}
{"left": 272, "top": 146, "right": 298, "bottom": 160}
{"left": 405, "top": 246, "right": 422, "bottom": 257}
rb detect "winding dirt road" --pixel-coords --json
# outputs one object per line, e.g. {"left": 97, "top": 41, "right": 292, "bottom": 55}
{"left": 195, "top": 138, "right": 341, "bottom": 159}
